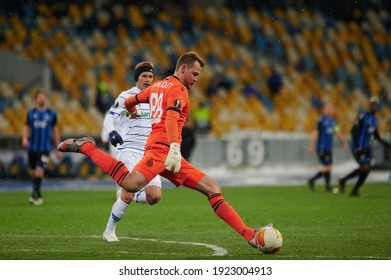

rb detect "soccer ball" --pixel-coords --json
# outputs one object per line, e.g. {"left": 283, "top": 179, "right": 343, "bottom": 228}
{"left": 256, "top": 226, "right": 283, "bottom": 254}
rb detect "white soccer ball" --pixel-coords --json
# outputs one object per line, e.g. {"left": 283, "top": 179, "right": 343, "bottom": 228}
{"left": 256, "top": 226, "right": 283, "bottom": 254}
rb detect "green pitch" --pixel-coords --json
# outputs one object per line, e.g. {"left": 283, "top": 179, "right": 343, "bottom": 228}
{"left": 0, "top": 182, "right": 390, "bottom": 260}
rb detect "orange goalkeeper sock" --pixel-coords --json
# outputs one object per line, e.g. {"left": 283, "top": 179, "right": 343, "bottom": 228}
{"left": 208, "top": 193, "right": 255, "bottom": 241}
{"left": 81, "top": 143, "right": 129, "bottom": 185}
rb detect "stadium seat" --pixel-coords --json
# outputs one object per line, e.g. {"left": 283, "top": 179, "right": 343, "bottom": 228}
{"left": 54, "top": 155, "right": 76, "bottom": 178}
{"left": 8, "top": 155, "right": 27, "bottom": 179}
{"left": 0, "top": 3, "right": 390, "bottom": 138}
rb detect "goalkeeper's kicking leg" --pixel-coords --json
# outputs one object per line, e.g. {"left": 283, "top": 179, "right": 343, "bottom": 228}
{"left": 187, "top": 173, "right": 271, "bottom": 248}
{"left": 58, "top": 136, "right": 270, "bottom": 248}
{"left": 57, "top": 136, "right": 148, "bottom": 192}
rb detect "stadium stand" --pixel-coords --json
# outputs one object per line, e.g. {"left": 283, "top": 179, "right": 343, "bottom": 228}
{"left": 0, "top": 0, "right": 390, "bottom": 140}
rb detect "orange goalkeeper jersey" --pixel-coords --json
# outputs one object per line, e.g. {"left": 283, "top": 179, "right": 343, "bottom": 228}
{"left": 126, "top": 75, "right": 189, "bottom": 148}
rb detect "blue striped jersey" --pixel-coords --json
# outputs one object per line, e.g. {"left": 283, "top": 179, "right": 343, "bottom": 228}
{"left": 316, "top": 116, "right": 337, "bottom": 152}
{"left": 351, "top": 111, "right": 378, "bottom": 150}
{"left": 25, "top": 108, "right": 58, "bottom": 152}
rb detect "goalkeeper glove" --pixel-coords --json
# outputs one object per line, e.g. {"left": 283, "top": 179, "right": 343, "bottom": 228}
{"left": 109, "top": 131, "right": 124, "bottom": 147}
{"left": 126, "top": 105, "right": 141, "bottom": 118}
{"left": 165, "top": 143, "right": 182, "bottom": 173}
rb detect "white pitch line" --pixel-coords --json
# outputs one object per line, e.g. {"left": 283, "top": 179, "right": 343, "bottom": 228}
{"left": 3, "top": 234, "right": 388, "bottom": 259}
{"left": 90, "top": 235, "right": 228, "bottom": 256}
{"left": 0, "top": 234, "right": 228, "bottom": 257}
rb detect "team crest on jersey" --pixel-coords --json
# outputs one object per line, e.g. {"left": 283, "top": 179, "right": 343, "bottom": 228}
{"left": 112, "top": 101, "right": 119, "bottom": 108}
{"left": 146, "top": 158, "right": 153, "bottom": 167}
{"left": 174, "top": 99, "right": 181, "bottom": 108}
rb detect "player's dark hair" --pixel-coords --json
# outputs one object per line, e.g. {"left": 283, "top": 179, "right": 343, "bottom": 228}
{"left": 175, "top": 52, "right": 205, "bottom": 71}
{"left": 134, "top": 62, "right": 154, "bottom": 82}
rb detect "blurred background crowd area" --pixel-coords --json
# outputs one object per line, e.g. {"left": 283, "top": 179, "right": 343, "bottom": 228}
{"left": 0, "top": 0, "right": 391, "bottom": 138}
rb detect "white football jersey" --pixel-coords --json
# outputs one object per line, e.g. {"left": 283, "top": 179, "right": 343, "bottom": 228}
{"left": 101, "top": 110, "right": 119, "bottom": 157}
{"left": 105, "top": 87, "right": 151, "bottom": 154}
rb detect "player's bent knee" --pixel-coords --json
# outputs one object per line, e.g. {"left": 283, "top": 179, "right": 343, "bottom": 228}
{"left": 323, "top": 165, "right": 332, "bottom": 172}
{"left": 34, "top": 169, "right": 45, "bottom": 177}
{"left": 360, "top": 164, "right": 371, "bottom": 173}
{"left": 120, "top": 190, "right": 134, "bottom": 204}
{"left": 147, "top": 196, "right": 161, "bottom": 205}
{"left": 121, "top": 171, "right": 148, "bottom": 193}
{"left": 146, "top": 187, "right": 162, "bottom": 205}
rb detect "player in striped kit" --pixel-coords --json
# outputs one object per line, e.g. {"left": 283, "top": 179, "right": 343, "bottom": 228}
{"left": 102, "top": 62, "right": 162, "bottom": 242}
{"left": 338, "top": 97, "right": 391, "bottom": 196}
{"left": 22, "top": 89, "right": 61, "bottom": 205}
{"left": 307, "top": 102, "right": 348, "bottom": 192}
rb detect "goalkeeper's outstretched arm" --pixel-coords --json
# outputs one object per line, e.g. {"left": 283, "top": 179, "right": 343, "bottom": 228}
{"left": 124, "top": 94, "right": 139, "bottom": 113}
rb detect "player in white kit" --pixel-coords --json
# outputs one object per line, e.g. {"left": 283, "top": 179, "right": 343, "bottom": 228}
{"left": 102, "top": 62, "right": 162, "bottom": 242}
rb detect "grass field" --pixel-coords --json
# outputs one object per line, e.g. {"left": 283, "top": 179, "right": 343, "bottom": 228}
{"left": 0, "top": 182, "right": 390, "bottom": 260}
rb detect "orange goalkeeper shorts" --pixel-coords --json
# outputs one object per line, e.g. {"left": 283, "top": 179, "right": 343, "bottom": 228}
{"left": 134, "top": 143, "right": 205, "bottom": 188}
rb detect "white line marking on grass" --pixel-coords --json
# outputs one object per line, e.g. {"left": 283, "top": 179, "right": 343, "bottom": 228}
{"left": 90, "top": 235, "right": 228, "bottom": 256}
{"left": 0, "top": 234, "right": 228, "bottom": 257}
{"left": 5, "top": 234, "right": 389, "bottom": 259}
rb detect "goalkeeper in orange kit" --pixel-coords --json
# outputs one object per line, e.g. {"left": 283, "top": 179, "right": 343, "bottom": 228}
{"left": 58, "top": 51, "right": 273, "bottom": 248}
